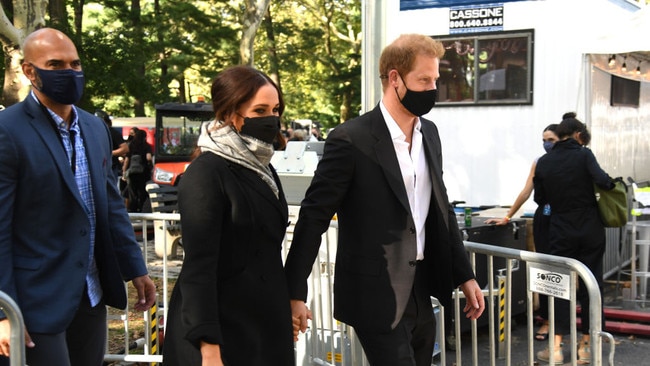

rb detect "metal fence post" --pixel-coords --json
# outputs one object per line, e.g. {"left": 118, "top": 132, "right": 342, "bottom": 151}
{"left": 0, "top": 290, "right": 26, "bottom": 366}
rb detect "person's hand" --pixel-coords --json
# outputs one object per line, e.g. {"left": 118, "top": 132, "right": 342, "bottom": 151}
{"left": 291, "top": 300, "right": 312, "bottom": 341}
{"left": 0, "top": 318, "right": 35, "bottom": 357}
{"left": 484, "top": 217, "right": 508, "bottom": 225}
{"left": 200, "top": 341, "right": 224, "bottom": 366}
{"left": 292, "top": 315, "right": 301, "bottom": 341}
{"left": 460, "top": 279, "right": 485, "bottom": 320}
{"left": 131, "top": 275, "right": 156, "bottom": 312}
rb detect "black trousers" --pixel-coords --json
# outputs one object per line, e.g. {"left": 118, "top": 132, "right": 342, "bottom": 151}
{"left": 354, "top": 263, "right": 436, "bottom": 366}
{"left": 549, "top": 210, "right": 606, "bottom": 336}
{"left": 1, "top": 293, "right": 106, "bottom": 366}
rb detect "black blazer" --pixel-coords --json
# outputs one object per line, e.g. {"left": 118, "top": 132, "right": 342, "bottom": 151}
{"left": 284, "top": 105, "right": 475, "bottom": 333}
{"left": 162, "top": 152, "right": 294, "bottom": 365}
{"left": 0, "top": 95, "right": 148, "bottom": 333}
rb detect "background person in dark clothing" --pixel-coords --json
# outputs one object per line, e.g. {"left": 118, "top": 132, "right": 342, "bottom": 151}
{"left": 486, "top": 123, "right": 559, "bottom": 341}
{"left": 96, "top": 110, "right": 128, "bottom": 185}
{"left": 533, "top": 116, "right": 613, "bottom": 364}
{"left": 122, "top": 129, "right": 152, "bottom": 212}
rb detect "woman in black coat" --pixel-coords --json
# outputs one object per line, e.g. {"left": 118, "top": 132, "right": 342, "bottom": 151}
{"left": 162, "top": 66, "right": 295, "bottom": 366}
{"left": 533, "top": 117, "right": 613, "bottom": 364}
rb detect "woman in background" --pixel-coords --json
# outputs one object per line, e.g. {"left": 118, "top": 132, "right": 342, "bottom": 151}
{"left": 534, "top": 115, "right": 612, "bottom": 364}
{"left": 486, "top": 123, "right": 559, "bottom": 341}
{"left": 162, "top": 66, "right": 296, "bottom": 366}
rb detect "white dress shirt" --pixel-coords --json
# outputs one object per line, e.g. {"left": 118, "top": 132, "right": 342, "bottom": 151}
{"left": 380, "top": 101, "right": 432, "bottom": 260}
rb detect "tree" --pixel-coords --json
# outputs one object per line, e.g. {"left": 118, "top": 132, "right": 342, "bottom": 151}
{"left": 0, "top": 0, "right": 363, "bottom": 123}
{"left": 80, "top": 1, "right": 240, "bottom": 116}
{"left": 48, "top": 0, "right": 72, "bottom": 36}
{"left": 257, "top": 0, "right": 361, "bottom": 128}
{"left": 240, "top": 0, "right": 271, "bottom": 65}
{"left": 0, "top": 0, "right": 47, "bottom": 107}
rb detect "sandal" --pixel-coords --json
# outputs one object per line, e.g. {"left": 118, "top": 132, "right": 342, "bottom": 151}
{"left": 535, "top": 321, "right": 549, "bottom": 341}
{"left": 535, "top": 331, "right": 549, "bottom": 341}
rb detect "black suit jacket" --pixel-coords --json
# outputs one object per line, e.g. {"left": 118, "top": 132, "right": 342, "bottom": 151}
{"left": 284, "top": 105, "right": 475, "bottom": 332}
{"left": 0, "top": 95, "right": 148, "bottom": 333}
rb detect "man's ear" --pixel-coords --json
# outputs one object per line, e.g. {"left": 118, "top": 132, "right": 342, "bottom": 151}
{"left": 388, "top": 69, "right": 400, "bottom": 88}
{"left": 22, "top": 63, "right": 36, "bottom": 82}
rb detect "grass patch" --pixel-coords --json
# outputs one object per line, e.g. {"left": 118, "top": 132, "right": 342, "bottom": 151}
{"left": 106, "top": 276, "right": 175, "bottom": 360}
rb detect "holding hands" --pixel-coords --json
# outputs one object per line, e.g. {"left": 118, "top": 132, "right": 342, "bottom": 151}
{"left": 291, "top": 300, "right": 313, "bottom": 341}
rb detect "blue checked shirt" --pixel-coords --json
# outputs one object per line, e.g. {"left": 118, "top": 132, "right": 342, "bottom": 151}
{"left": 36, "top": 93, "right": 103, "bottom": 306}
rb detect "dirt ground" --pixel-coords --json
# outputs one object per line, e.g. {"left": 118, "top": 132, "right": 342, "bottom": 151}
{"left": 106, "top": 276, "right": 174, "bottom": 363}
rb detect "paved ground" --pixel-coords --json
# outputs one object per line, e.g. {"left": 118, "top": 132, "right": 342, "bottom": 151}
{"left": 435, "top": 281, "right": 650, "bottom": 366}
{"left": 137, "top": 227, "right": 650, "bottom": 366}
{"left": 138, "top": 236, "right": 182, "bottom": 279}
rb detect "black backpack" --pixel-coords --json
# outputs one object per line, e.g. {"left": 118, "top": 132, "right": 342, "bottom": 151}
{"left": 128, "top": 154, "right": 145, "bottom": 174}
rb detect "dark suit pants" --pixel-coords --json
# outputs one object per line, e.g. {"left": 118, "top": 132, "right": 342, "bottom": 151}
{"left": 354, "top": 264, "right": 436, "bottom": 366}
{"left": 0, "top": 293, "right": 107, "bottom": 366}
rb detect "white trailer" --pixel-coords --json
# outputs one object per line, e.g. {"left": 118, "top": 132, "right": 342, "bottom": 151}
{"left": 362, "top": 0, "right": 649, "bottom": 212}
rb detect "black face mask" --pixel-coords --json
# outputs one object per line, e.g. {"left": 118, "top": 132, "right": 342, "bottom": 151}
{"left": 31, "top": 64, "right": 85, "bottom": 105}
{"left": 395, "top": 75, "right": 438, "bottom": 117}
{"left": 239, "top": 115, "right": 281, "bottom": 144}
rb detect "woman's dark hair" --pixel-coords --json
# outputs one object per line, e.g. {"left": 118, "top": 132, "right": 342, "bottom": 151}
{"left": 562, "top": 112, "right": 577, "bottom": 120}
{"left": 556, "top": 115, "right": 591, "bottom": 145}
{"left": 211, "top": 65, "right": 286, "bottom": 150}
{"left": 95, "top": 110, "right": 111, "bottom": 125}
{"left": 130, "top": 129, "right": 148, "bottom": 152}
{"left": 544, "top": 123, "right": 558, "bottom": 133}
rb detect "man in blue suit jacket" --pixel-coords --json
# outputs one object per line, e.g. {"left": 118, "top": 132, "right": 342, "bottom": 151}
{"left": 0, "top": 28, "right": 156, "bottom": 366}
{"left": 286, "top": 34, "right": 485, "bottom": 366}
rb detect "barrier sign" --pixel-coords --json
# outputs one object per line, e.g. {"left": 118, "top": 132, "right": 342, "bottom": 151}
{"left": 528, "top": 264, "right": 571, "bottom": 300}
{"left": 449, "top": 4, "right": 504, "bottom": 34}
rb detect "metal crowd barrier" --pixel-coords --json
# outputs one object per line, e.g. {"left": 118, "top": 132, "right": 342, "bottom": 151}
{"left": 103, "top": 212, "right": 179, "bottom": 364}
{"left": 109, "top": 211, "right": 616, "bottom": 366}
{"left": 0, "top": 291, "right": 25, "bottom": 366}
{"left": 289, "top": 222, "right": 616, "bottom": 365}
{"left": 454, "top": 241, "right": 616, "bottom": 366}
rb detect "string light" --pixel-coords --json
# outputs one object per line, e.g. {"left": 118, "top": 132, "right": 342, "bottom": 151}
{"left": 608, "top": 54, "right": 616, "bottom": 67}
{"left": 622, "top": 56, "right": 627, "bottom": 72}
{"left": 637, "top": 62, "right": 642, "bottom": 75}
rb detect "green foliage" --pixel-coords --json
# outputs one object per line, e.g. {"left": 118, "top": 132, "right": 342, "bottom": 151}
{"left": 0, "top": 0, "right": 361, "bottom": 125}
{"left": 80, "top": 0, "right": 240, "bottom": 116}
{"left": 257, "top": 0, "right": 362, "bottom": 129}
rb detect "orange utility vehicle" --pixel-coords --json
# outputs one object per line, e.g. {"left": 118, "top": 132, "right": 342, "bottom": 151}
{"left": 150, "top": 102, "right": 214, "bottom": 186}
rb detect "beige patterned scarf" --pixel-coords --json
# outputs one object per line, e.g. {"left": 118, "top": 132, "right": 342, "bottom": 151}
{"left": 197, "top": 120, "right": 278, "bottom": 198}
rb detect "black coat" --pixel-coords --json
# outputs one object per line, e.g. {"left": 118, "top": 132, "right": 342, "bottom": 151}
{"left": 533, "top": 138, "right": 612, "bottom": 257}
{"left": 284, "top": 105, "right": 476, "bottom": 333}
{"left": 162, "top": 152, "right": 294, "bottom": 365}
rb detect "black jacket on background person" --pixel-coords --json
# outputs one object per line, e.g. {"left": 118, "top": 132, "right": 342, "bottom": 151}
{"left": 533, "top": 137, "right": 613, "bottom": 335}
{"left": 534, "top": 138, "right": 613, "bottom": 214}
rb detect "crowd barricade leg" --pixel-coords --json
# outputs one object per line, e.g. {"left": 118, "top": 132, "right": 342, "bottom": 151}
{"left": 0, "top": 291, "right": 25, "bottom": 366}
{"left": 290, "top": 227, "right": 617, "bottom": 365}
{"left": 103, "top": 212, "right": 178, "bottom": 365}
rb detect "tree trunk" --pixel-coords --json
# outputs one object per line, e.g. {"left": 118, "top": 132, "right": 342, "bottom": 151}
{"left": 131, "top": 0, "right": 146, "bottom": 116}
{"left": 263, "top": 7, "right": 281, "bottom": 91}
{"left": 72, "top": 0, "right": 85, "bottom": 42}
{"left": 0, "top": 0, "right": 47, "bottom": 107}
{"left": 48, "top": 0, "right": 71, "bottom": 35}
{"left": 154, "top": 0, "right": 169, "bottom": 97}
{"left": 240, "top": 0, "right": 270, "bottom": 66}
{"left": 2, "top": 47, "right": 27, "bottom": 107}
